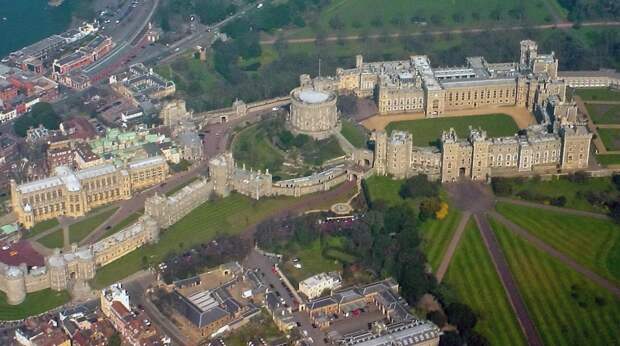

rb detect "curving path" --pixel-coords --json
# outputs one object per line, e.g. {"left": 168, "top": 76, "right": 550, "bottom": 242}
{"left": 490, "top": 211, "right": 620, "bottom": 299}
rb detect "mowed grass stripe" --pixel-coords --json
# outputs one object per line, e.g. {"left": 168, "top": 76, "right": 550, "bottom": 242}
{"left": 490, "top": 218, "right": 620, "bottom": 346}
{"left": 445, "top": 221, "right": 526, "bottom": 346}
{"left": 496, "top": 202, "right": 620, "bottom": 283}
{"left": 421, "top": 208, "right": 460, "bottom": 272}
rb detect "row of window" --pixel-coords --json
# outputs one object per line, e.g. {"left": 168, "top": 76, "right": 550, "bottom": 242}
{"left": 447, "top": 88, "right": 516, "bottom": 102}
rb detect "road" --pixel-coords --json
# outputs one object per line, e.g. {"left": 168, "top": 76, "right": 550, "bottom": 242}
{"left": 85, "top": 0, "right": 160, "bottom": 77}
{"left": 123, "top": 270, "right": 189, "bottom": 346}
{"left": 261, "top": 21, "right": 620, "bottom": 45}
{"left": 244, "top": 249, "right": 326, "bottom": 345}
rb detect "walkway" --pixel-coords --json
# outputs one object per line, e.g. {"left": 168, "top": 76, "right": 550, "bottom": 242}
{"left": 489, "top": 211, "right": 620, "bottom": 299}
{"left": 29, "top": 204, "right": 118, "bottom": 243}
{"left": 496, "top": 197, "right": 611, "bottom": 220}
{"left": 474, "top": 214, "right": 544, "bottom": 346}
{"left": 435, "top": 212, "right": 471, "bottom": 283}
{"left": 361, "top": 106, "right": 536, "bottom": 132}
{"left": 261, "top": 21, "right": 620, "bottom": 45}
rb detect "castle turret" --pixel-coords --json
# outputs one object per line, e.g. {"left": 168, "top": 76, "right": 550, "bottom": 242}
{"left": 5, "top": 266, "right": 26, "bottom": 305}
{"left": 142, "top": 215, "right": 160, "bottom": 244}
{"left": 47, "top": 250, "right": 68, "bottom": 291}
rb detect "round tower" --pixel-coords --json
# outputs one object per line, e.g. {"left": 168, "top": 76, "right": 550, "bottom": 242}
{"left": 5, "top": 266, "right": 26, "bottom": 305}
{"left": 76, "top": 248, "right": 95, "bottom": 281}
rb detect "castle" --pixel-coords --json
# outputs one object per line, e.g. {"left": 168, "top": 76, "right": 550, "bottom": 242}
{"left": 302, "top": 40, "right": 565, "bottom": 117}
{"left": 10, "top": 156, "right": 169, "bottom": 229}
{"left": 373, "top": 124, "right": 591, "bottom": 182}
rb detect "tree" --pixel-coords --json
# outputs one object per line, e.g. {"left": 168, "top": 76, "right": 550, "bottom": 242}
{"left": 427, "top": 310, "right": 447, "bottom": 328}
{"left": 491, "top": 177, "right": 514, "bottom": 196}
{"left": 399, "top": 175, "right": 440, "bottom": 199}
{"left": 419, "top": 197, "right": 442, "bottom": 221}
{"left": 328, "top": 15, "right": 345, "bottom": 31}
{"left": 446, "top": 302, "right": 478, "bottom": 334}
{"left": 13, "top": 102, "right": 60, "bottom": 137}
{"left": 108, "top": 333, "right": 122, "bottom": 346}
{"left": 439, "top": 331, "right": 463, "bottom": 346}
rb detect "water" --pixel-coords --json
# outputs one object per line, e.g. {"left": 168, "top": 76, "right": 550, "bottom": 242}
{"left": 0, "top": 0, "right": 75, "bottom": 57}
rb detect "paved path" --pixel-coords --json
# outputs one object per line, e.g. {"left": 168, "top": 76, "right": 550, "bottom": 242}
{"left": 586, "top": 101, "right": 620, "bottom": 105}
{"left": 261, "top": 21, "right": 620, "bottom": 45}
{"left": 490, "top": 211, "right": 620, "bottom": 299}
{"left": 435, "top": 212, "right": 471, "bottom": 283}
{"left": 497, "top": 197, "right": 611, "bottom": 220}
{"left": 474, "top": 214, "right": 544, "bottom": 346}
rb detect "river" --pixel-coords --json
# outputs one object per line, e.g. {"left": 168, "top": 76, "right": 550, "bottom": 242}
{"left": 0, "top": 0, "right": 77, "bottom": 57}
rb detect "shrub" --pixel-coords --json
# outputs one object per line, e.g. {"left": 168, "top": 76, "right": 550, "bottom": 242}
{"left": 491, "top": 177, "right": 514, "bottom": 196}
{"left": 435, "top": 202, "right": 449, "bottom": 220}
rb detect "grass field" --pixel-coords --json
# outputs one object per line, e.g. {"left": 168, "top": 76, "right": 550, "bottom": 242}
{"left": 576, "top": 88, "right": 620, "bottom": 102}
{"left": 586, "top": 103, "right": 620, "bottom": 124}
{"left": 507, "top": 176, "right": 618, "bottom": 213}
{"left": 363, "top": 175, "right": 405, "bottom": 207}
{"left": 341, "top": 120, "right": 368, "bottom": 148}
{"left": 26, "top": 219, "right": 59, "bottom": 238}
{"left": 291, "top": 0, "right": 558, "bottom": 38}
{"left": 281, "top": 236, "right": 355, "bottom": 286}
{"left": 420, "top": 208, "right": 461, "bottom": 272}
{"left": 38, "top": 208, "right": 118, "bottom": 249}
{"left": 445, "top": 220, "right": 526, "bottom": 346}
{"left": 597, "top": 154, "right": 620, "bottom": 166}
{"left": 386, "top": 114, "right": 519, "bottom": 146}
{"left": 92, "top": 192, "right": 343, "bottom": 288}
{"left": 490, "top": 218, "right": 620, "bottom": 346}
{"left": 597, "top": 128, "right": 620, "bottom": 151}
{"left": 101, "top": 212, "right": 143, "bottom": 239}
{"left": 0, "top": 289, "right": 70, "bottom": 321}
{"left": 496, "top": 202, "right": 620, "bottom": 283}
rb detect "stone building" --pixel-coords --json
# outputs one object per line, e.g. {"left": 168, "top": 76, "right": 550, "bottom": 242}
{"left": 145, "top": 177, "right": 213, "bottom": 228}
{"left": 373, "top": 125, "right": 592, "bottom": 183}
{"left": 11, "top": 156, "right": 168, "bottom": 229}
{"left": 288, "top": 87, "right": 340, "bottom": 140}
{"left": 305, "top": 40, "right": 566, "bottom": 117}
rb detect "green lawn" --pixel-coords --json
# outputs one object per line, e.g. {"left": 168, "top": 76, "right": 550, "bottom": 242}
{"left": 69, "top": 208, "right": 118, "bottom": 244}
{"left": 101, "top": 212, "right": 144, "bottom": 239}
{"left": 507, "top": 175, "right": 618, "bottom": 213}
{"left": 386, "top": 114, "right": 519, "bottom": 146}
{"left": 576, "top": 88, "right": 620, "bottom": 102}
{"left": 26, "top": 218, "right": 59, "bottom": 238}
{"left": 92, "top": 193, "right": 315, "bottom": 288}
{"left": 291, "top": 0, "right": 558, "bottom": 38}
{"left": 0, "top": 289, "right": 70, "bottom": 321}
{"left": 496, "top": 202, "right": 620, "bottom": 283}
{"left": 341, "top": 120, "right": 368, "bottom": 148}
{"left": 445, "top": 220, "right": 526, "bottom": 346}
{"left": 363, "top": 175, "right": 405, "bottom": 207}
{"left": 597, "top": 128, "right": 620, "bottom": 151}
{"left": 597, "top": 154, "right": 620, "bottom": 166}
{"left": 281, "top": 236, "right": 355, "bottom": 286}
{"left": 490, "top": 218, "right": 620, "bottom": 346}
{"left": 586, "top": 103, "right": 620, "bottom": 124}
{"left": 420, "top": 207, "right": 461, "bottom": 272}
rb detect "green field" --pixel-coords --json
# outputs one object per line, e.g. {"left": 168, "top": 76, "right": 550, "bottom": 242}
{"left": 506, "top": 175, "right": 618, "bottom": 213}
{"left": 597, "top": 128, "right": 620, "bottom": 151}
{"left": 340, "top": 120, "right": 368, "bottom": 148}
{"left": 38, "top": 208, "right": 118, "bottom": 249}
{"left": 224, "top": 310, "right": 285, "bottom": 346}
{"left": 26, "top": 218, "right": 59, "bottom": 238}
{"left": 363, "top": 175, "right": 405, "bottom": 207}
{"left": 281, "top": 236, "right": 356, "bottom": 286}
{"left": 101, "top": 212, "right": 144, "bottom": 239}
{"left": 420, "top": 208, "right": 461, "bottom": 272}
{"left": 576, "top": 88, "right": 620, "bottom": 102}
{"left": 586, "top": 103, "right": 620, "bottom": 124}
{"left": 291, "top": 0, "right": 559, "bottom": 38}
{"left": 445, "top": 220, "right": 526, "bottom": 346}
{"left": 496, "top": 202, "right": 620, "bottom": 283}
{"left": 490, "top": 218, "right": 620, "bottom": 346}
{"left": 597, "top": 154, "right": 620, "bottom": 166}
{"left": 0, "top": 289, "right": 70, "bottom": 321}
{"left": 386, "top": 114, "right": 519, "bottom": 146}
{"left": 92, "top": 193, "right": 316, "bottom": 288}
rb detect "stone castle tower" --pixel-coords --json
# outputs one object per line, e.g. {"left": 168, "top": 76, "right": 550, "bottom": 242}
{"left": 561, "top": 126, "right": 592, "bottom": 169}
{"left": 470, "top": 129, "right": 491, "bottom": 181}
